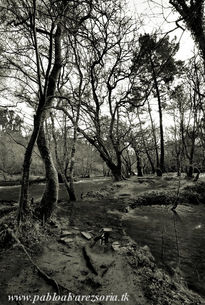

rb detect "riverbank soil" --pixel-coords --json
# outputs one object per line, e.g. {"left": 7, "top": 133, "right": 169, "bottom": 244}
{"left": 0, "top": 175, "right": 204, "bottom": 305}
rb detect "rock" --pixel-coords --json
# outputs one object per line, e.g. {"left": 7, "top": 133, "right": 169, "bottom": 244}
{"left": 112, "top": 241, "right": 121, "bottom": 251}
{"left": 72, "top": 227, "right": 79, "bottom": 230}
{"left": 59, "top": 237, "right": 74, "bottom": 245}
{"left": 102, "top": 227, "right": 112, "bottom": 233}
{"left": 61, "top": 230, "right": 73, "bottom": 238}
{"left": 81, "top": 232, "right": 93, "bottom": 240}
{"left": 142, "top": 245, "right": 150, "bottom": 252}
{"left": 101, "top": 228, "right": 112, "bottom": 244}
{"left": 124, "top": 206, "right": 130, "bottom": 213}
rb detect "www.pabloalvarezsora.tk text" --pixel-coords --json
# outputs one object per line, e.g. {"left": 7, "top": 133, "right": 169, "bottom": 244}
{"left": 8, "top": 292, "right": 129, "bottom": 303}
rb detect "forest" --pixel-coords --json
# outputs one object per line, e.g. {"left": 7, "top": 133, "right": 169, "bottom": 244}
{"left": 1, "top": 0, "right": 205, "bottom": 305}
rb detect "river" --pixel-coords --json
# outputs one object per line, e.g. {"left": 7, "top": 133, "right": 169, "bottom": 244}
{"left": 123, "top": 204, "right": 205, "bottom": 295}
{"left": 0, "top": 177, "right": 110, "bottom": 202}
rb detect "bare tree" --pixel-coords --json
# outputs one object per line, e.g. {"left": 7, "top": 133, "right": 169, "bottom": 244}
{"left": 1, "top": 0, "right": 93, "bottom": 223}
{"left": 56, "top": 0, "right": 140, "bottom": 181}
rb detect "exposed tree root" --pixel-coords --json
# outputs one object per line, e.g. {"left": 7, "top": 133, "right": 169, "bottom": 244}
{"left": 7, "top": 228, "right": 60, "bottom": 294}
{"left": 82, "top": 246, "right": 98, "bottom": 276}
{"left": 7, "top": 228, "right": 84, "bottom": 305}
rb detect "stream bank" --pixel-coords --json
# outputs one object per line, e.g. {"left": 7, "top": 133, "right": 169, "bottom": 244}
{"left": 0, "top": 175, "right": 205, "bottom": 304}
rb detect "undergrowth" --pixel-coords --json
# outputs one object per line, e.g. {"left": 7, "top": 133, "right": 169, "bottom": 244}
{"left": 131, "top": 181, "right": 205, "bottom": 208}
{"left": 0, "top": 212, "right": 52, "bottom": 255}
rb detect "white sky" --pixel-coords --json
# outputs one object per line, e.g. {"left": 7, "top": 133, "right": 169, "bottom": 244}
{"left": 1, "top": 0, "right": 197, "bottom": 131}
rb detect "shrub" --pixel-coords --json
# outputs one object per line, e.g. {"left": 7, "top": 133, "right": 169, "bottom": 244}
{"left": 131, "top": 191, "right": 177, "bottom": 208}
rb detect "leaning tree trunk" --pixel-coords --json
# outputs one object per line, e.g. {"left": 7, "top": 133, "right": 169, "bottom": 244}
{"left": 102, "top": 155, "right": 122, "bottom": 181}
{"left": 35, "top": 22, "right": 62, "bottom": 223}
{"left": 110, "top": 155, "right": 123, "bottom": 181}
{"left": 18, "top": 109, "right": 43, "bottom": 224}
{"left": 18, "top": 21, "right": 62, "bottom": 224}
{"left": 50, "top": 113, "right": 76, "bottom": 201}
{"left": 37, "top": 124, "right": 58, "bottom": 223}
{"left": 146, "top": 150, "right": 155, "bottom": 174}
{"left": 67, "top": 103, "right": 80, "bottom": 202}
{"left": 111, "top": 165, "right": 123, "bottom": 181}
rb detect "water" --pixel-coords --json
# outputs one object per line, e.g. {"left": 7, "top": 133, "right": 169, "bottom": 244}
{"left": 123, "top": 204, "right": 205, "bottom": 295}
{"left": 0, "top": 177, "right": 110, "bottom": 202}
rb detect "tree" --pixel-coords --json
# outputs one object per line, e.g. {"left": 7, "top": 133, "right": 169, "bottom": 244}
{"left": 168, "top": 57, "right": 204, "bottom": 178}
{"left": 1, "top": 0, "right": 93, "bottom": 223}
{"left": 136, "top": 109, "right": 156, "bottom": 174}
{"left": 50, "top": 112, "right": 77, "bottom": 201}
{"left": 168, "top": 84, "right": 186, "bottom": 176}
{"left": 170, "top": 0, "right": 205, "bottom": 64}
{"left": 134, "top": 33, "right": 179, "bottom": 175}
{"left": 56, "top": 0, "right": 140, "bottom": 181}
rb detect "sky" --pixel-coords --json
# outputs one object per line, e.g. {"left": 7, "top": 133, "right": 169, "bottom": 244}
{"left": 1, "top": 0, "right": 196, "bottom": 131}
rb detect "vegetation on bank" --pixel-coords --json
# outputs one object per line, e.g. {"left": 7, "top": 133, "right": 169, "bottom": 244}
{"left": 130, "top": 180, "right": 205, "bottom": 208}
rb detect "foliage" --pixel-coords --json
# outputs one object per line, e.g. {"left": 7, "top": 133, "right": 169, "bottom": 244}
{"left": 0, "top": 132, "right": 44, "bottom": 179}
{"left": 181, "top": 181, "right": 205, "bottom": 204}
{"left": 131, "top": 190, "right": 177, "bottom": 207}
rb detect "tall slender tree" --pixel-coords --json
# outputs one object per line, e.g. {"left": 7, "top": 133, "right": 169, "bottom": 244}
{"left": 134, "top": 33, "right": 179, "bottom": 175}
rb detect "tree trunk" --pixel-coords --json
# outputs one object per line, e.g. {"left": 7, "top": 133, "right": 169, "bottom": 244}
{"left": 176, "top": 153, "right": 181, "bottom": 177}
{"left": 136, "top": 154, "right": 143, "bottom": 177}
{"left": 99, "top": 150, "right": 123, "bottom": 181}
{"left": 187, "top": 137, "right": 195, "bottom": 178}
{"left": 122, "top": 156, "right": 132, "bottom": 178}
{"left": 137, "top": 109, "right": 155, "bottom": 174}
{"left": 156, "top": 167, "right": 162, "bottom": 177}
{"left": 68, "top": 153, "right": 77, "bottom": 201}
{"left": 37, "top": 124, "right": 59, "bottom": 223}
{"left": 61, "top": 172, "right": 76, "bottom": 202}
{"left": 147, "top": 152, "right": 155, "bottom": 174}
{"left": 150, "top": 56, "right": 165, "bottom": 174}
{"left": 102, "top": 154, "right": 122, "bottom": 181}
{"left": 147, "top": 100, "right": 160, "bottom": 170}
{"left": 187, "top": 164, "right": 193, "bottom": 178}
{"left": 18, "top": 111, "right": 43, "bottom": 223}
{"left": 67, "top": 104, "right": 80, "bottom": 201}
{"left": 111, "top": 165, "right": 122, "bottom": 181}
{"left": 51, "top": 113, "right": 76, "bottom": 201}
